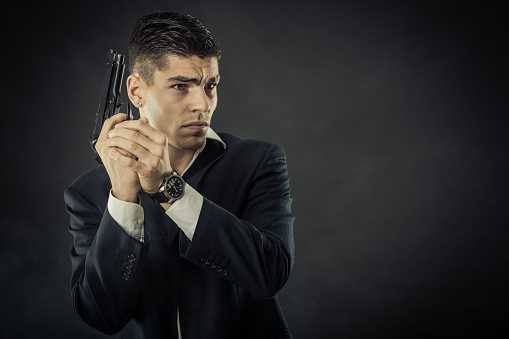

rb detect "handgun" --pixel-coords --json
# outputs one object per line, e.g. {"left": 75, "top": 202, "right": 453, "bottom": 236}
{"left": 89, "top": 49, "right": 132, "bottom": 163}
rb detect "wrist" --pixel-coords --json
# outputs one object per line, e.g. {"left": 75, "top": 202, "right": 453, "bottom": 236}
{"left": 145, "top": 178, "right": 165, "bottom": 195}
{"left": 111, "top": 188, "right": 139, "bottom": 203}
{"left": 148, "top": 172, "right": 185, "bottom": 204}
{"left": 160, "top": 201, "right": 174, "bottom": 211}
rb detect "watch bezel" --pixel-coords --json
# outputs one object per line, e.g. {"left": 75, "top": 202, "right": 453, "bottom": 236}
{"left": 162, "top": 173, "right": 185, "bottom": 201}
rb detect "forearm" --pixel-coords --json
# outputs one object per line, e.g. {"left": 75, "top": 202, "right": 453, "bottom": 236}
{"left": 66, "top": 186, "right": 145, "bottom": 334}
{"left": 108, "top": 190, "right": 145, "bottom": 242}
{"left": 179, "top": 195, "right": 294, "bottom": 299}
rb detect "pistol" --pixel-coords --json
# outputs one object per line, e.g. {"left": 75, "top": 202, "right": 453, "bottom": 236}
{"left": 89, "top": 49, "right": 132, "bottom": 163}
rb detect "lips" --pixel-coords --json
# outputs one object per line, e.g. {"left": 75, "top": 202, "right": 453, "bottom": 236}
{"left": 182, "top": 121, "right": 209, "bottom": 132}
{"left": 183, "top": 121, "right": 209, "bottom": 127}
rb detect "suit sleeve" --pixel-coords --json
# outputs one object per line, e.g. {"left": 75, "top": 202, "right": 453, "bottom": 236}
{"left": 64, "top": 183, "right": 147, "bottom": 335}
{"left": 179, "top": 143, "right": 295, "bottom": 299}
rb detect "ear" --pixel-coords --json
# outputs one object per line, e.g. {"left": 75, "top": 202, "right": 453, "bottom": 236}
{"left": 126, "top": 74, "right": 146, "bottom": 108}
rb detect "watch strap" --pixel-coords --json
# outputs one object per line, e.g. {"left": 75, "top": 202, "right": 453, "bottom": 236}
{"left": 148, "top": 190, "right": 170, "bottom": 203}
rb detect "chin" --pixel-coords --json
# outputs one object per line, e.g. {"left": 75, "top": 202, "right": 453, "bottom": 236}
{"left": 178, "top": 136, "right": 206, "bottom": 151}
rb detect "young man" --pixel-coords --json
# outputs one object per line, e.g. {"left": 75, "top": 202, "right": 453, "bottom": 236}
{"left": 64, "top": 11, "right": 294, "bottom": 339}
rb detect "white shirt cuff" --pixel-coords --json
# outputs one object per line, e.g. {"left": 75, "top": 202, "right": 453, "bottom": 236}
{"left": 107, "top": 190, "right": 145, "bottom": 242}
{"left": 166, "top": 184, "right": 203, "bottom": 240}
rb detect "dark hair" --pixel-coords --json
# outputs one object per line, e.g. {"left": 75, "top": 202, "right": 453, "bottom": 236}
{"left": 128, "top": 11, "right": 221, "bottom": 85}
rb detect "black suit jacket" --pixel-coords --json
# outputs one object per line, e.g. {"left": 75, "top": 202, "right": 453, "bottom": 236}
{"left": 64, "top": 133, "right": 295, "bottom": 339}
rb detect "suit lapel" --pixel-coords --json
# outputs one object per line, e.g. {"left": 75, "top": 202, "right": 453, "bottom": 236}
{"left": 183, "top": 138, "right": 225, "bottom": 190}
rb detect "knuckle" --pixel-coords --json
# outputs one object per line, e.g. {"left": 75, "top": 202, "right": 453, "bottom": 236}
{"left": 130, "top": 130, "right": 143, "bottom": 141}
{"left": 126, "top": 129, "right": 137, "bottom": 138}
{"left": 160, "top": 133, "right": 168, "bottom": 143}
{"left": 151, "top": 158, "right": 161, "bottom": 169}
{"left": 145, "top": 165, "right": 156, "bottom": 176}
{"left": 124, "top": 157, "right": 135, "bottom": 167}
{"left": 126, "top": 141, "right": 138, "bottom": 152}
{"left": 154, "top": 145, "right": 164, "bottom": 158}
{"left": 134, "top": 120, "right": 145, "bottom": 129}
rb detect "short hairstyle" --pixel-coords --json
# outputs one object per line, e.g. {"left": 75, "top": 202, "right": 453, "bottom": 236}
{"left": 128, "top": 11, "right": 221, "bottom": 85}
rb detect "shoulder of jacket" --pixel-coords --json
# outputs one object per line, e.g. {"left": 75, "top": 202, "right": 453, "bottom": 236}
{"left": 68, "top": 165, "right": 109, "bottom": 192}
{"left": 218, "top": 132, "right": 278, "bottom": 152}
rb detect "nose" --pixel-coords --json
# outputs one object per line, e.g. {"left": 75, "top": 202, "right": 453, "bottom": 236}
{"left": 188, "top": 87, "right": 210, "bottom": 114}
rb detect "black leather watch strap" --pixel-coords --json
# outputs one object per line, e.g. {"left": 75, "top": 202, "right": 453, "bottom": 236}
{"left": 149, "top": 190, "right": 170, "bottom": 203}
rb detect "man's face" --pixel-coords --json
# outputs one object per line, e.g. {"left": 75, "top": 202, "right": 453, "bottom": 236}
{"left": 140, "top": 55, "right": 219, "bottom": 152}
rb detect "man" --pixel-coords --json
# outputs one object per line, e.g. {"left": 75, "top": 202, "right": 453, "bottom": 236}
{"left": 64, "top": 11, "right": 295, "bottom": 339}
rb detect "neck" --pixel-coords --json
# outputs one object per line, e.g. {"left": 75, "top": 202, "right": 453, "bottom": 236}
{"left": 168, "top": 147, "right": 197, "bottom": 175}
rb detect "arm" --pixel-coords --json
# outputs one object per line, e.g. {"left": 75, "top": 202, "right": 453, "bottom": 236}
{"left": 181, "top": 143, "right": 295, "bottom": 299}
{"left": 64, "top": 113, "right": 148, "bottom": 334}
{"left": 108, "top": 191, "right": 145, "bottom": 242}
{"left": 65, "top": 183, "right": 147, "bottom": 335}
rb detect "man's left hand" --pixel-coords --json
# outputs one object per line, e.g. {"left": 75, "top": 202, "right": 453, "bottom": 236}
{"left": 107, "top": 117, "right": 172, "bottom": 193}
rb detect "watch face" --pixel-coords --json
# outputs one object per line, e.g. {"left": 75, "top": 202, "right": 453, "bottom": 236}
{"left": 164, "top": 175, "right": 184, "bottom": 199}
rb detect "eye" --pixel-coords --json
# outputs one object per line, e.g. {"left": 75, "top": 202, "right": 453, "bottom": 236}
{"left": 172, "top": 84, "right": 188, "bottom": 91}
{"left": 205, "top": 83, "right": 217, "bottom": 91}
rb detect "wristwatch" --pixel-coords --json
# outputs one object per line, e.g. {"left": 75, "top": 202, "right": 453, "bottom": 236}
{"left": 148, "top": 171, "right": 185, "bottom": 203}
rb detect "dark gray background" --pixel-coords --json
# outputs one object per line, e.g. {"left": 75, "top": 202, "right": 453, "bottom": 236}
{"left": 2, "top": 0, "right": 507, "bottom": 338}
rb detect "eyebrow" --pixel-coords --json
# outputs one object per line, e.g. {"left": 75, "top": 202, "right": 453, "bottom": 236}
{"left": 167, "top": 75, "right": 220, "bottom": 85}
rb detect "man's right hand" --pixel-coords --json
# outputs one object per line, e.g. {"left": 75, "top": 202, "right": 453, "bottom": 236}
{"left": 96, "top": 113, "right": 141, "bottom": 203}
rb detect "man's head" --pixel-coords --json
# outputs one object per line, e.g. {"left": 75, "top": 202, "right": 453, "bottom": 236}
{"left": 126, "top": 12, "right": 221, "bottom": 153}
{"left": 128, "top": 11, "right": 221, "bottom": 86}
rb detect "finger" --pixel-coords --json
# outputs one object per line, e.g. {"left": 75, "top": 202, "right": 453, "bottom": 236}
{"left": 107, "top": 136, "right": 152, "bottom": 161}
{"left": 108, "top": 148, "right": 144, "bottom": 171}
{"left": 103, "top": 113, "right": 129, "bottom": 132}
{"left": 113, "top": 118, "right": 167, "bottom": 145}
{"left": 108, "top": 126, "right": 165, "bottom": 158}
{"left": 112, "top": 146, "right": 137, "bottom": 159}
{"left": 107, "top": 137, "right": 163, "bottom": 176}
{"left": 109, "top": 144, "right": 159, "bottom": 178}
{"left": 97, "top": 114, "right": 129, "bottom": 145}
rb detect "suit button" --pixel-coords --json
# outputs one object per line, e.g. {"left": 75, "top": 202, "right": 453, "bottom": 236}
{"left": 219, "top": 269, "right": 228, "bottom": 276}
{"left": 124, "top": 267, "right": 133, "bottom": 275}
{"left": 127, "top": 254, "right": 136, "bottom": 262}
{"left": 122, "top": 273, "right": 130, "bottom": 281}
{"left": 200, "top": 258, "right": 209, "bottom": 266}
{"left": 126, "top": 261, "right": 134, "bottom": 268}
{"left": 213, "top": 265, "right": 222, "bottom": 273}
{"left": 206, "top": 261, "right": 215, "bottom": 269}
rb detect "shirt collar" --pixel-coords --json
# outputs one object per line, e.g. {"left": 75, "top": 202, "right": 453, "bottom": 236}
{"left": 195, "top": 127, "right": 226, "bottom": 153}
{"left": 205, "top": 128, "right": 226, "bottom": 149}
{"left": 182, "top": 128, "right": 225, "bottom": 175}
